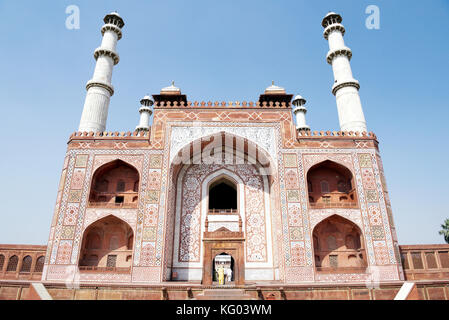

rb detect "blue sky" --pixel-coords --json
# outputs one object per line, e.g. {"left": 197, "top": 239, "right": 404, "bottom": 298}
{"left": 0, "top": 0, "right": 448, "bottom": 245}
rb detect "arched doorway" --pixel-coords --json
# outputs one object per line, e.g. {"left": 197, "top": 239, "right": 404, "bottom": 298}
{"left": 312, "top": 215, "right": 367, "bottom": 273}
{"left": 79, "top": 215, "right": 134, "bottom": 272}
{"left": 212, "top": 253, "right": 235, "bottom": 283}
{"left": 165, "top": 131, "right": 278, "bottom": 283}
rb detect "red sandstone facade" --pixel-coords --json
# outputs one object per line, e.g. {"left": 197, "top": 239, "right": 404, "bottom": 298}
{"left": 1, "top": 97, "right": 448, "bottom": 300}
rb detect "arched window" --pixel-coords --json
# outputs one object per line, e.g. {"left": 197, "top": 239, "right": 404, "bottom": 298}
{"left": 345, "top": 235, "right": 355, "bottom": 249}
{"left": 116, "top": 180, "right": 125, "bottom": 192}
{"left": 87, "top": 233, "right": 101, "bottom": 249}
{"left": 20, "top": 256, "right": 32, "bottom": 273}
{"left": 7, "top": 255, "right": 18, "bottom": 272}
{"left": 308, "top": 181, "right": 313, "bottom": 192}
{"left": 0, "top": 254, "right": 4, "bottom": 270}
{"left": 208, "top": 178, "right": 237, "bottom": 212}
{"left": 109, "top": 236, "right": 119, "bottom": 250}
{"left": 337, "top": 180, "right": 348, "bottom": 193}
{"left": 320, "top": 181, "right": 330, "bottom": 193}
{"left": 133, "top": 181, "right": 139, "bottom": 192}
{"left": 327, "top": 235, "right": 337, "bottom": 251}
{"left": 34, "top": 256, "right": 44, "bottom": 273}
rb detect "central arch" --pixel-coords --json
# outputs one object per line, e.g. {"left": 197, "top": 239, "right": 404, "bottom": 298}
{"left": 164, "top": 131, "right": 279, "bottom": 283}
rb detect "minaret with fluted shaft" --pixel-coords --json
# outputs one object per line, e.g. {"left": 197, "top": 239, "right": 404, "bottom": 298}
{"left": 135, "top": 95, "right": 153, "bottom": 132}
{"left": 322, "top": 12, "right": 367, "bottom": 133}
{"left": 78, "top": 12, "right": 124, "bottom": 132}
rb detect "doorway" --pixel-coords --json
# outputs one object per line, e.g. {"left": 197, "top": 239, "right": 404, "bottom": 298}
{"left": 212, "top": 253, "right": 235, "bottom": 283}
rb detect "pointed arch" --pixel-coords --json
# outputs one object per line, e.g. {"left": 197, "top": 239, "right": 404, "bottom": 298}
{"left": 34, "top": 256, "right": 44, "bottom": 273}
{"left": 88, "top": 159, "right": 140, "bottom": 208}
{"left": 208, "top": 174, "right": 239, "bottom": 212}
{"left": 20, "top": 255, "right": 32, "bottom": 273}
{"left": 312, "top": 215, "right": 367, "bottom": 273}
{"left": 164, "top": 131, "right": 279, "bottom": 281}
{"left": 307, "top": 160, "right": 358, "bottom": 209}
{"left": 170, "top": 131, "right": 276, "bottom": 182}
{"left": 79, "top": 215, "right": 133, "bottom": 272}
{"left": 6, "top": 255, "right": 18, "bottom": 272}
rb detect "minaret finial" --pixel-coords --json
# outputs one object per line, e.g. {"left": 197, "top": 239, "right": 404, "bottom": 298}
{"left": 272, "top": 80, "right": 274, "bottom": 85}
{"left": 171, "top": 80, "right": 175, "bottom": 86}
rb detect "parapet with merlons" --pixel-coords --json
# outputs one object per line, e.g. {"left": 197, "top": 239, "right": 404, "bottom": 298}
{"left": 153, "top": 100, "right": 291, "bottom": 108}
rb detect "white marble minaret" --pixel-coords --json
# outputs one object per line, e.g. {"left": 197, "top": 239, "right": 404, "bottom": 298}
{"left": 135, "top": 95, "right": 153, "bottom": 132}
{"left": 322, "top": 12, "right": 367, "bottom": 133}
{"left": 78, "top": 12, "right": 124, "bottom": 132}
{"left": 292, "top": 95, "right": 310, "bottom": 131}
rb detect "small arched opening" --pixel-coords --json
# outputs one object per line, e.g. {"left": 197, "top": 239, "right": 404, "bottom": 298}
{"left": 212, "top": 252, "right": 235, "bottom": 284}
{"left": 88, "top": 160, "right": 140, "bottom": 208}
{"left": 20, "top": 256, "right": 32, "bottom": 273}
{"left": 34, "top": 256, "right": 44, "bottom": 273}
{"left": 307, "top": 160, "right": 357, "bottom": 208}
{"left": 208, "top": 177, "right": 238, "bottom": 214}
{"left": 313, "top": 215, "right": 367, "bottom": 273}
{"left": 78, "top": 215, "right": 133, "bottom": 273}
{"left": 6, "top": 255, "right": 18, "bottom": 272}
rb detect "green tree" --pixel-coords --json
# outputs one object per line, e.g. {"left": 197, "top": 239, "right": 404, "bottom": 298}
{"left": 439, "top": 219, "right": 449, "bottom": 244}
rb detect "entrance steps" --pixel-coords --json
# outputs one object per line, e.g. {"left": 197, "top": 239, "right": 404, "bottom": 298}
{"left": 195, "top": 288, "right": 254, "bottom": 300}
